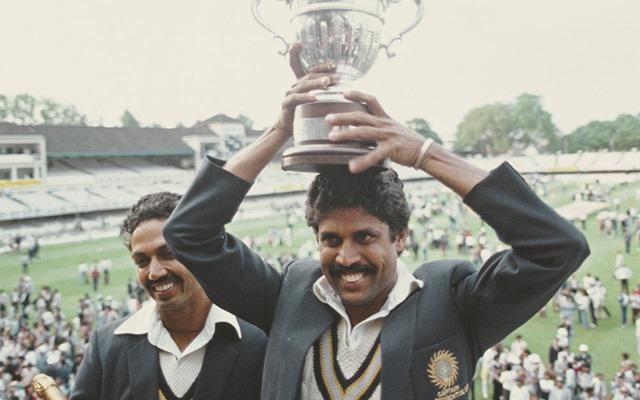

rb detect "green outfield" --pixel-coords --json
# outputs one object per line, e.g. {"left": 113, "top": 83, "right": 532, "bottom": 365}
{"left": 0, "top": 177, "right": 639, "bottom": 380}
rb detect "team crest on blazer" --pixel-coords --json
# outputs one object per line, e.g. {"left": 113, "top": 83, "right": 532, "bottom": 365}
{"left": 427, "top": 349, "right": 459, "bottom": 390}
{"left": 427, "top": 349, "right": 469, "bottom": 400}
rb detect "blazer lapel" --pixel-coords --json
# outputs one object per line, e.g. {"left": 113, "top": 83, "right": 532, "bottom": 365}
{"left": 380, "top": 293, "right": 418, "bottom": 399}
{"left": 193, "top": 332, "right": 239, "bottom": 400}
{"left": 128, "top": 337, "right": 159, "bottom": 399}
{"left": 277, "top": 290, "right": 335, "bottom": 400}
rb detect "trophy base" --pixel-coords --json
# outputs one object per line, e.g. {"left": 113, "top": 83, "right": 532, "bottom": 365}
{"left": 282, "top": 144, "right": 385, "bottom": 173}
{"left": 284, "top": 99, "right": 383, "bottom": 173}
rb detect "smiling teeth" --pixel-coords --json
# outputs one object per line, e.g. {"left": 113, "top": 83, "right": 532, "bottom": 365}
{"left": 342, "top": 272, "right": 365, "bottom": 283}
{"left": 154, "top": 282, "right": 175, "bottom": 293}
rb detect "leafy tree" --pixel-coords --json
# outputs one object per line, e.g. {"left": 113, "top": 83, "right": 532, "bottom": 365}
{"left": 237, "top": 114, "right": 254, "bottom": 130}
{"left": 563, "top": 114, "right": 640, "bottom": 152}
{"left": 12, "top": 94, "right": 37, "bottom": 124}
{"left": 0, "top": 94, "right": 87, "bottom": 126}
{"left": 510, "top": 94, "right": 559, "bottom": 152}
{"left": 60, "top": 105, "right": 87, "bottom": 126}
{"left": 454, "top": 93, "right": 559, "bottom": 156}
{"left": 612, "top": 114, "right": 640, "bottom": 150}
{"left": 0, "top": 95, "right": 8, "bottom": 120}
{"left": 120, "top": 109, "right": 140, "bottom": 127}
{"left": 39, "top": 99, "right": 62, "bottom": 124}
{"left": 454, "top": 103, "right": 513, "bottom": 156}
{"left": 406, "top": 118, "right": 442, "bottom": 144}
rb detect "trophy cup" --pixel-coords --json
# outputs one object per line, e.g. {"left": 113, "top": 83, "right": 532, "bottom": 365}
{"left": 252, "top": 0, "right": 424, "bottom": 172}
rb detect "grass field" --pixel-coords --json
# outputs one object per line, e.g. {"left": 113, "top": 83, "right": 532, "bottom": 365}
{"left": 1, "top": 177, "right": 639, "bottom": 381}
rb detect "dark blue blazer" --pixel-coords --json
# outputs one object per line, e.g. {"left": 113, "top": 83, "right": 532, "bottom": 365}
{"left": 164, "top": 159, "right": 590, "bottom": 400}
{"left": 70, "top": 317, "right": 267, "bottom": 400}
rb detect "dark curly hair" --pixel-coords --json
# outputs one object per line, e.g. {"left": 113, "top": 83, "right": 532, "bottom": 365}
{"left": 305, "top": 168, "right": 410, "bottom": 239}
{"left": 121, "top": 192, "right": 182, "bottom": 250}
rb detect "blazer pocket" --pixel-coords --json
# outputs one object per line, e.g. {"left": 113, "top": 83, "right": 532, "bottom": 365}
{"left": 411, "top": 334, "right": 471, "bottom": 400}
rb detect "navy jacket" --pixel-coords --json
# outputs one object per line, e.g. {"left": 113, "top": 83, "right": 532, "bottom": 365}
{"left": 164, "top": 159, "right": 590, "bottom": 400}
{"left": 70, "top": 316, "right": 267, "bottom": 400}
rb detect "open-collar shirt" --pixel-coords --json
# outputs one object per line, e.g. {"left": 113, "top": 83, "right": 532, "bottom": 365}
{"left": 114, "top": 300, "right": 241, "bottom": 397}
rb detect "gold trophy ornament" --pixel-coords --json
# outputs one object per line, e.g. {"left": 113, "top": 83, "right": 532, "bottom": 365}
{"left": 32, "top": 374, "right": 67, "bottom": 400}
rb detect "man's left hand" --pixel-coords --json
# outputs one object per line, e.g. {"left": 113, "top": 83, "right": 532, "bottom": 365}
{"left": 325, "top": 91, "right": 425, "bottom": 173}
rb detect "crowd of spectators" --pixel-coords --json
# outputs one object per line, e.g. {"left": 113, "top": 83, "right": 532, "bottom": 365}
{"left": 481, "top": 332, "right": 640, "bottom": 399}
{"left": 0, "top": 176, "right": 638, "bottom": 399}
{"left": 0, "top": 275, "right": 143, "bottom": 399}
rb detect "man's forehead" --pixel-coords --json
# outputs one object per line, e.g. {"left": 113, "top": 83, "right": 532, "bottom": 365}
{"left": 130, "top": 219, "right": 167, "bottom": 253}
{"left": 318, "top": 207, "right": 386, "bottom": 226}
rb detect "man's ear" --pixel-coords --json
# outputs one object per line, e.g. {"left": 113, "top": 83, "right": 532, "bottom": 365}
{"left": 394, "top": 228, "right": 409, "bottom": 254}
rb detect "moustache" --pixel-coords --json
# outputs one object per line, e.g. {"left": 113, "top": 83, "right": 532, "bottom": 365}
{"left": 328, "top": 262, "right": 377, "bottom": 277}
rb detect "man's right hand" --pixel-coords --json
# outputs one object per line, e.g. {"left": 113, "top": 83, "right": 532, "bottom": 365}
{"left": 272, "top": 42, "right": 339, "bottom": 137}
{"left": 223, "top": 43, "right": 338, "bottom": 182}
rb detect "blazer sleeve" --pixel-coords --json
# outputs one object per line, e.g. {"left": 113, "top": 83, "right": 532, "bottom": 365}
{"left": 163, "top": 157, "right": 283, "bottom": 333}
{"left": 69, "top": 330, "right": 102, "bottom": 400}
{"left": 451, "top": 162, "right": 590, "bottom": 354}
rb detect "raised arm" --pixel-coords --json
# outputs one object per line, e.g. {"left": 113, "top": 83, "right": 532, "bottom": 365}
{"left": 454, "top": 162, "right": 590, "bottom": 355}
{"left": 225, "top": 43, "right": 338, "bottom": 182}
{"left": 163, "top": 44, "right": 338, "bottom": 333}
{"left": 326, "top": 94, "right": 589, "bottom": 354}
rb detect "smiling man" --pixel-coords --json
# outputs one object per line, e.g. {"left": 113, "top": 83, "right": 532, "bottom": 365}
{"left": 162, "top": 46, "right": 589, "bottom": 400}
{"left": 70, "top": 192, "right": 267, "bottom": 400}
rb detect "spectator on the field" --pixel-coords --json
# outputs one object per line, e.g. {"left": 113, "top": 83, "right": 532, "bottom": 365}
{"left": 575, "top": 289, "right": 592, "bottom": 329}
{"left": 98, "top": 258, "right": 112, "bottom": 285}
{"left": 77, "top": 261, "right": 89, "bottom": 285}
{"left": 618, "top": 289, "right": 631, "bottom": 326}
{"left": 576, "top": 363, "right": 594, "bottom": 396}
{"left": 510, "top": 375, "right": 531, "bottom": 400}
{"left": 511, "top": 334, "right": 528, "bottom": 358}
{"left": 558, "top": 289, "right": 576, "bottom": 326}
{"left": 21, "top": 255, "right": 30, "bottom": 275}
{"left": 575, "top": 344, "right": 592, "bottom": 369}
{"left": 631, "top": 284, "right": 640, "bottom": 322}
{"left": 548, "top": 378, "right": 572, "bottom": 400}
{"left": 27, "top": 238, "right": 39, "bottom": 260}
{"left": 90, "top": 265, "right": 100, "bottom": 292}
{"left": 538, "top": 371, "right": 555, "bottom": 399}
{"left": 614, "top": 263, "right": 632, "bottom": 291}
{"left": 593, "top": 372, "right": 608, "bottom": 399}
{"left": 635, "top": 317, "right": 640, "bottom": 357}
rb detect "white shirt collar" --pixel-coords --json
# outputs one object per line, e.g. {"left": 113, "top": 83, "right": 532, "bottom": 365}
{"left": 312, "top": 259, "right": 423, "bottom": 329}
{"left": 114, "top": 300, "right": 242, "bottom": 357}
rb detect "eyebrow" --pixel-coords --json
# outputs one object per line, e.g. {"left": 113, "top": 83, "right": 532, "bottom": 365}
{"left": 131, "top": 244, "right": 171, "bottom": 258}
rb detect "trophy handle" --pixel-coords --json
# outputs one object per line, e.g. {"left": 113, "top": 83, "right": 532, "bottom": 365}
{"left": 251, "top": 0, "right": 291, "bottom": 55}
{"left": 381, "top": 0, "right": 424, "bottom": 58}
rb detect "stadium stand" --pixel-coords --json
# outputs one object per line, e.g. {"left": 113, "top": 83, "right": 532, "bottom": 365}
{"left": 1, "top": 118, "right": 639, "bottom": 227}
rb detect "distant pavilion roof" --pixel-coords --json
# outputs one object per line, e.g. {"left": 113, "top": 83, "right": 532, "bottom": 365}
{"left": 0, "top": 122, "right": 198, "bottom": 158}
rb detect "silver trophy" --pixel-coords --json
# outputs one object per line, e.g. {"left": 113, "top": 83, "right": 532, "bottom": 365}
{"left": 252, "top": 0, "right": 424, "bottom": 172}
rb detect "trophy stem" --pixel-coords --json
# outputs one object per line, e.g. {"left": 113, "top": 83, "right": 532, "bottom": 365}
{"left": 282, "top": 96, "right": 383, "bottom": 173}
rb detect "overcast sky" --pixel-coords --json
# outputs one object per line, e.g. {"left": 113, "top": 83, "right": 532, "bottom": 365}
{"left": 1, "top": 0, "right": 638, "bottom": 140}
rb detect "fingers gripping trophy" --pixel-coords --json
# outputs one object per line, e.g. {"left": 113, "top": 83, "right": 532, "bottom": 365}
{"left": 252, "top": 0, "right": 424, "bottom": 172}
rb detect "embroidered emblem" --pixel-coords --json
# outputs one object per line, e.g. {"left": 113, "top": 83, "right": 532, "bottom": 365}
{"left": 427, "top": 349, "right": 459, "bottom": 390}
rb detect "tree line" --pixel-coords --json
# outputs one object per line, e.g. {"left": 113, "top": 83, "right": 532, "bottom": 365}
{"left": 453, "top": 93, "right": 640, "bottom": 156}
{"left": 1, "top": 93, "right": 638, "bottom": 155}
{"left": 0, "top": 94, "right": 147, "bottom": 128}
{"left": 0, "top": 94, "right": 87, "bottom": 126}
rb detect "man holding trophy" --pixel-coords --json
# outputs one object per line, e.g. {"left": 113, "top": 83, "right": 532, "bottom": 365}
{"left": 162, "top": 1, "right": 590, "bottom": 398}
